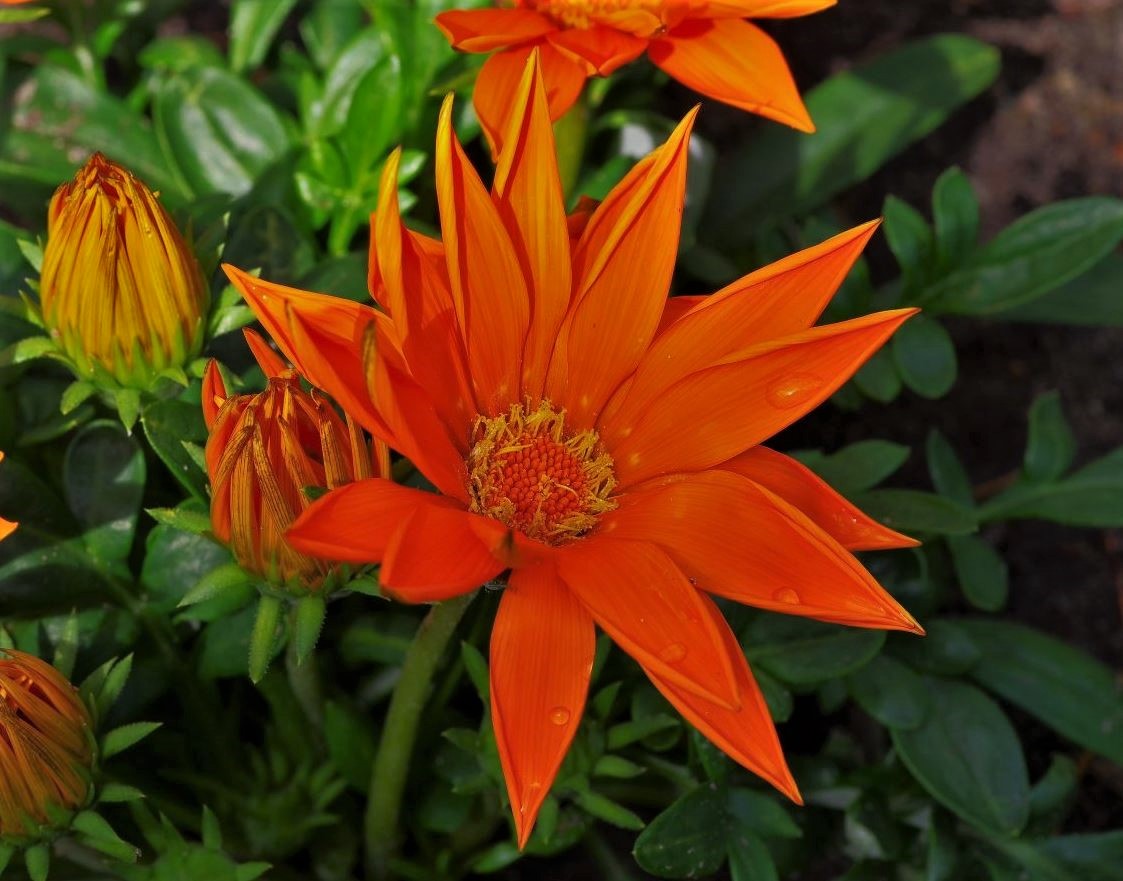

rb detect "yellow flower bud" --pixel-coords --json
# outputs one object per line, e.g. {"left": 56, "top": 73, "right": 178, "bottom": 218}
{"left": 0, "top": 650, "right": 94, "bottom": 842}
{"left": 39, "top": 153, "right": 208, "bottom": 390}
{"left": 203, "top": 331, "right": 384, "bottom": 593}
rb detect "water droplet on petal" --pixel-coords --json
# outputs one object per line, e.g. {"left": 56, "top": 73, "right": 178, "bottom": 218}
{"left": 766, "top": 373, "right": 824, "bottom": 409}
{"left": 773, "top": 588, "right": 801, "bottom": 605}
{"left": 659, "top": 642, "right": 687, "bottom": 663}
{"left": 549, "top": 706, "right": 570, "bottom": 726}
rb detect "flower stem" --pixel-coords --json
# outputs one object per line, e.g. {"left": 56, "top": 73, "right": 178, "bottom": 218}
{"left": 364, "top": 592, "right": 476, "bottom": 880}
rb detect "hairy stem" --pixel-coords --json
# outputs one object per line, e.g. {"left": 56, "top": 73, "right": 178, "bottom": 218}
{"left": 364, "top": 592, "right": 475, "bottom": 880}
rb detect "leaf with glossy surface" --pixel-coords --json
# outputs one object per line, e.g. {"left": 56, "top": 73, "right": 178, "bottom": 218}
{"left": 892, "top": 314, "right": 957, "bottom": 399}
{"left": 948, "top": 534, "right": 1008, "bottom": 612}
{"left": 960, "top": 620, "right": 1123, "bottom": 766}
{"left": 892, "top": 678, "right": 1029, "bottom": 836}
{"left": 848, "top": 653, "right": 928, "bottom": 729}
{"left": 857, "top": 489, "right": 977, "bottom": 535}
{"left": 1023, "top": 392, "right": 1075, "bottom": 483}
{"left": 633, "top": 783, "right": 727, "bottom": 878}
{"left": 746, "top": 617, "right": 886, "bottom": 686}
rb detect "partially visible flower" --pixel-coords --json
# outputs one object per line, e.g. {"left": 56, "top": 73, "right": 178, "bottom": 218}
{"left": 0, "top": 650, "right": 94, "bottom": 843}
{"left": 223, "top": 55, "right": 920, "bottom": 846}
{"left": 0, "top": 452, "right": 15, "bottom": 543}
{"left": 203, "top": 330, "right": 386, "bottom": 594}
{"left": 437, "top": 0, "right": 832, "bottom": 153}
{"left": 39, "top": 153, "right": 208, "bottom": 391}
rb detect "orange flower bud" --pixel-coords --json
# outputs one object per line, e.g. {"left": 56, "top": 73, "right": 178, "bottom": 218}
{"left": 204, "top": 331, "right": 383, "bottom": 593}
{"left": 0, "top": 650, "right": 94, "bottom": 842}
{"left": 39, "top": 153, "right": 208, "bottom": 391}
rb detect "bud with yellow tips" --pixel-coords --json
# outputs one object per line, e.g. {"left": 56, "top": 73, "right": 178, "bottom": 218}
{"left": 38, "top": 153, "right": 208, "bottom": 392}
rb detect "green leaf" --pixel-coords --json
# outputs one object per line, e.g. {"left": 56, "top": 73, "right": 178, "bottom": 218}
{"left": 847, "top": 653, "right": 929, "bottom": 729}
{"left": 292, "top": 594, "right": 326, "bottom": 663}
{"left": 249, "top": 595, "right": 283, "bottom": 683}
{"left": 573, "top": 789, "right": 644, "bottom": 830}
{"left": 981, "top": 446, "right": 1123, "bottom": 526}
{"left": 147, "top": 503, "right": 213, "bottom": 535}
{"left": 9, "top": 65, "right": 183, "bottom": 199}
{"left": 799, "top": 440, "right": 910, "bottom": 495}
{"left": 1006, "top": 253, "right": 1123, "bottom": 326}
{"left": 98, "top": 782, "right": 146, "bottom": 803}
{"left": 892, "top": 314, "right": 957, "bottom": 399}
{"left": 921, "top": 198, "right": 1123, "bottom": 315}
{"left": 633, "top": 784, "right": 727, "bottom": 878}
{"left": 948, "top": 534, "right": 1008, "bottom": 611}
{"left": 932, "top": 167, "right": 979, "bottom": 267}
{"left": 727, "top": 833, "right": 779, "bottom": 881}
{"left": 891, "top": 679, "right": 1029, "bottom": 836}
{"left": 726, "top": 789, "right": 802, "bottom": 840}
{"left": 883, "top": 195, "right": 934, "bottom": 286}
{"left": 854, "top": 348, "right": 903, "bottom": 403}
{"left": 704, "top": 35, "right": 1000, "bottom": 234}
{"left": 959, "top": 620, "right": 1123, "bottom": 766}
{"left": 470, "top": 842, "right": 522, "bottom": 873}
{"left": 855, "top": 489, "right": 977, "bottom": 535}
{"left": 142, "top": 400, "right": 209, "bottom": 499}
{"left": 746, "top": 617, "right": 886, "bottom": 685}
{"left": 154, "top": 65, "right": 289, "bottom": 198}
{"left": 926, "top": 430, "right": 975, "bottom": 508}
{"left": 102, "top": 721, "right": 162, "bottom": 759}
{"left": 23, "top": 844, "right": 49, "bottom": 881}
{"left": 1023, "top": 392, "right": 1075, "bottom": 483}
{"left": 0, "top": 7, "right": 50, "bottom": 23}
{"left": 229, "top": 0, "right": 300, "bottom": 72}
{"left": 893, "top": 619, "right": 981, "bottom": 676}
{"left": 323, "top": 700, "right": 377, "bottom": 792}
{"left": 174, "top": 561, "right": 249, "bottom": 612}
{"left": 64, "top": 422, "right": 146, "bottom": 564}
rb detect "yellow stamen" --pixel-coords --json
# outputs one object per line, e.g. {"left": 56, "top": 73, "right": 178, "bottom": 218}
{"left": 467, "top": 401, "right": 616, "bottom": 543}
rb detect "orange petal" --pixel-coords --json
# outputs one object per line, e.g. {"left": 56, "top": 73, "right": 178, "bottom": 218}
{"left": 201, "top": 359, "right": 228, "bottom": 431}
{"left": 491, "top": 563, "right": 595, "bottom": 848}
{"left": 721, "top": 446, "right": 919, "bottom": 551}
{"left": 655, "top": 294, "right": 707, "bottom": 336}
{"left": 603, "top": 221, "right": 879, "bottom": 431}
{"left": 645, "top": 596, "right": 800, "bottom": 802}
{"left": 372, "top": 150, "right": 474, "bottom": 442}
{"left": 546, "top": 26, "right": 646, "bottom": 75}
{"left": 286, "top": 478, "right": 456, "bottom": 562}
{"left": 649, "top": 19, "right": 812, "bottom": 132}
{"left": 435, "top": 7, "right": 556, "bottom": 52}
{"left": 698, "top": 0, "right": 836, "bottom": 18}
{"left": 243, "top": 327, "right": 288, "bottom": 378}
{"left": 546, "top": 108, "right": 697, "bottom": 430}
{"left": 610, "top": 309, "right": 918, "bottom": 486}
{"left": 381, "top": 502, "right": 508, "bottom": 601}
{"left": 493, "top": 50, "right": 573, "bottom": 401}
{"left": 555, "top": 538, "right": 739, "bottom": 708}
{"left": 601, "top": 470, "right": 923, "bottom": 632}
{"left": 436, "top": 94, "right": 531, "bottom": 413}
{"left": 474, "top": 44, "right": 588, "bottom": 159}
{"left": 222, "top": 264, "right": 391, "bottom": 440}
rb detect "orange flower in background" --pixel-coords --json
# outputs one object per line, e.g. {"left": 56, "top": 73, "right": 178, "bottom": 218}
{"left": 0, "top": 650, "right": 94, "bottom": 840}
{"left": 437, "top": 0, "right": 833, "bottom": 153}
{"left": 0, "top": 452, "right": 15, "bottom": 543}
{"left": 222, "top": 53, "right": 920, "bottom": 846}
{"left": 202, "top": 330, "right": 388, "bottom": 593}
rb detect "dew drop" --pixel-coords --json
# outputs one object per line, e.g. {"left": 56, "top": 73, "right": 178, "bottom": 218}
{"left": 766, "top": 373, "right": 824, "bottom": 409}
{"left": 659, "top": 642, "right": 687, "bottom": 663}
{"left": 549, "top": 706, "right": 570, "bottom": 726}
{"left": 773, "top": 587, "right": 801, "bottom": 605}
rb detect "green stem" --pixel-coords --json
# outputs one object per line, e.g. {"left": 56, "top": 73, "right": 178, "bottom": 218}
{"left": 363, "top": 592, "right": 475, "bottom": 880}
{"left": 555, "top": 93, "right": 590, "bottom": 202}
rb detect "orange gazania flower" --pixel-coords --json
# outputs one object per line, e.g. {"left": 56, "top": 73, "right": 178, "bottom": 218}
{"left": 0, "top": 650, "right": 94, "bottom": 841}
{"left": 437, "top": 0, "right": 832, "bottom": 152}
{"left": 222, "top": 55, "right": 921, "bottom": 846}
{"left": 202, "top": 330, "right": 387, "bottom": 594}
{"left": 0, "top": 452, "right": 15, "bottom": 543}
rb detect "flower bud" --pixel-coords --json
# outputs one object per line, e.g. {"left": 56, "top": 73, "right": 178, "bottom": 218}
{"left": 39, "top": 153, "right": 208, "bottom": 390}
{"left": 0, "top": 650, "right": 94, "bottom": 842}
{"left": 203, "top": 331, "right": 382, "bottom": 593}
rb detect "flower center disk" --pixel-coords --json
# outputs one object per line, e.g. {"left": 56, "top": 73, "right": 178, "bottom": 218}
{"left": 467, "top": 401, "right": 616, "bottom": 544}
{"left": 529, "top": 0, "right": 669, "bottom": 35}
